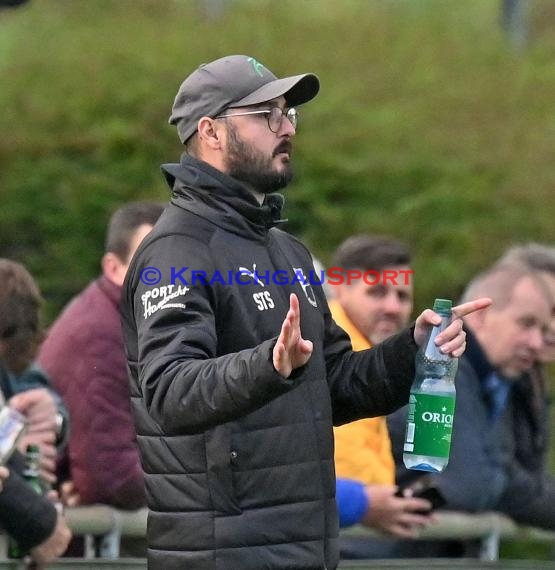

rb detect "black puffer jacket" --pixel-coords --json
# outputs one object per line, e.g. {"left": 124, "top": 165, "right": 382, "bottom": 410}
{"left": 122, "top": 154, "right": 417, "bottom": 570}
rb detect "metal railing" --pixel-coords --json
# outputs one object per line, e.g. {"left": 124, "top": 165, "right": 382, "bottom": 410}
{"left": 1, "top": 507, "right": 554, "bottom": 568}
{"left": 342, "top": 510, "right": 555, "bottom": 561}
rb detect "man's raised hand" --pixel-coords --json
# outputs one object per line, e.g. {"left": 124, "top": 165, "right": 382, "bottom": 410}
{"left": 273, "top": 294, "right": 313, "bottom": 378}
{"left": 414, "top": 297, "right": 492, "bottom": 357}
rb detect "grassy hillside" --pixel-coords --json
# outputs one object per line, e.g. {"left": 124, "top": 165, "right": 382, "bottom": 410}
{"left": 2, "top": 1, "right": 555, "bottom": 316}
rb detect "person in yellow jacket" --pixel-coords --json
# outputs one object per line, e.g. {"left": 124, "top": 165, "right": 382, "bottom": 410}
{"left": 329, "top": 235, "right": 434, "bottom": 557}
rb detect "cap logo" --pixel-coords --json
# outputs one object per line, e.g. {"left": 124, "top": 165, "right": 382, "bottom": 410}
{"left": 247, "top": 57, "right": 266, "bottom": 77}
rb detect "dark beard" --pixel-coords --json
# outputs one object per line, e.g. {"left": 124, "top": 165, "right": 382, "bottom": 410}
{"left": 224, "top": 122, "right": 293, "bottom": 194}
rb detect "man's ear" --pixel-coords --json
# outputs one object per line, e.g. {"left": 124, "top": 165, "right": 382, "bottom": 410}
{"left": 101, "top": 252, "right": 126, "bottom": 287}
{"left": 197, "top": 117, "right": 222, "bottom": 150}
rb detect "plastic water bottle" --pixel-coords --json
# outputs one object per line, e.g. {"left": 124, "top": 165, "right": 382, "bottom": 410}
{"left": 403, "top": 298, "right": 458, "bottom": 472}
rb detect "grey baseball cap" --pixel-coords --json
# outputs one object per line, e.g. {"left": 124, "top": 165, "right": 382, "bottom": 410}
{"left": 169, "top": 55, "right": 320, "bottom": 144}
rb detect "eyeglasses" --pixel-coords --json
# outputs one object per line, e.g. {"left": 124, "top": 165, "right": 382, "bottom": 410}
{"left": 215, "top": 106, "right": 298, "bottom": 133}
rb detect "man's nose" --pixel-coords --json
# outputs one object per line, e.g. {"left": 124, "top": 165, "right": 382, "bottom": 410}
{"left": 529, "top": 327, "right": 545, "bottom": 352}
{"left": 383, "top": 292, "right": 402, "bottom": 313}
{"left": 279, "top": 116, "right": 296, "bottom": 137}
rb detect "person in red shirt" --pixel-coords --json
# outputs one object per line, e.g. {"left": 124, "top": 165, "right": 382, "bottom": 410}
{"left": 39, "top": 201, "right": 163, "bottom": 509}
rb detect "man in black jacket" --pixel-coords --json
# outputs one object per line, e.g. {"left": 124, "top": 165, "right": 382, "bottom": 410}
{"left": 121, "top": 54, "right": 488, "bottom": 570}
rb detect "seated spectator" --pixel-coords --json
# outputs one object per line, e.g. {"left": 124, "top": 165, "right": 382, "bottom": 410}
{"left": 0, "top": 258, "right": 68, "bottom": 484}
{"left": 499, "top": 243, "right": 555, "bottom": 362}
{"left": 329, "top": 235, "right": 433, "bottom": 557}
{"left": 39, "top": 201, "right": 163, "bottom": 510}
{"left": 387, "top": 263, "right": 553, "bottom": 557}
{"left": 492, "top": 243, "right": 555, "bottom": 529}
{"left": 0, "top": 258, "right": 71, "bottom": 565}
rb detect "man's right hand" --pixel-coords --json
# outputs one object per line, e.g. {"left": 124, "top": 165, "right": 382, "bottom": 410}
{"left": 29, "top": 512, "right": 72, "bottom": 568}
{"left": 273, "top": 294, "right": 313, "bottom": 378}
{"left": 360, "top": 485, "right": 434, "bottom": 538}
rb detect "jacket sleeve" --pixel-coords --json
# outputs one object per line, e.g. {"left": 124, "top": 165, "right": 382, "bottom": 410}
{"left": 494, "top": 379, "right": 555, "bottom": 529}
{"left": 322, "top": 307, "right": 419, "bottom": 426}
{"left": 127, "top": 235, "right": 296, "bottom": 435}
{"left": 74, "top": 334, "right": 145, "bottom": 509}
{"left": 496, "top": 464, "right": 555, "bottom": 529}
{"left": 336, "top": 478, "right": 369, "bottom": 528}
{"left": 0, "top": 453, "right": 57, "bottom": 552}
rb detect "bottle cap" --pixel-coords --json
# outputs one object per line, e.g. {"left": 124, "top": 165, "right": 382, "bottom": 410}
{"left": 433, "top": 298, "right": 452, "bottom": 315}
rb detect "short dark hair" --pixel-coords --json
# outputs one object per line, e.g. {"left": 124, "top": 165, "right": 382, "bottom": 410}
{"left": 331, "top": 234, "right": 411, "bottom": 272}
{"left": 0, "top": 259, "right": 43, "bottom": 375}
{"left": 105, "top": 201, "right": 165, "bottom": 261}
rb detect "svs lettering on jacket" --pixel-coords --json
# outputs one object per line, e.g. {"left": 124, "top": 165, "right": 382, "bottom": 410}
{"left": 253, "top": 291, "right": 275, "bottom": 311}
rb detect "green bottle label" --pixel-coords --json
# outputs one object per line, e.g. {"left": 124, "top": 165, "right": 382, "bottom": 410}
{"left": 404, "top": 393, "right": 456, "bottom": 458}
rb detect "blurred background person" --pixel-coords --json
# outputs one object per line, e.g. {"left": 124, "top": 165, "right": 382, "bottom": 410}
{"left": 329, "top": 235, "right": 433, "bottom": 558}
{"left": 499, "top": 243, "right": 555, "bottom": 362}
{"left": 0, "top": 258, "right": 68, "bottom": 485}
{"left": 38, "top": 201, "right": 163, "bottom": 510}
{"left": 388, "top": 263, "right": 553, "bottom": 557}
{"left": 491, "top": 243, "right": 555, "bottom": 528}
{"left": 0, "top": 258, "right": 72, "bottom": 565}
{"left": 0, "top": 443, "right": 72, "bottom": 567}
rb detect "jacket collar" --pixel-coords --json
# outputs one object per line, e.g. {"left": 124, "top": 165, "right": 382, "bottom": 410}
{"left": 464, "top": 327, "right": 496, "bottom": 383}
{"left": 97, "top": 275, "right": 122, "bottom": 307}
{"left": 464, "top": 327, "right": 523, "bottom": 385}
{"left": 161, "top": 153, "right": 286, "bottom": 236}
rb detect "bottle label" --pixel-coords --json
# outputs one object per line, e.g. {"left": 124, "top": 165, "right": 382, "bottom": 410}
{"left": 404, "top": 393, "right": 456, "bottom": 458}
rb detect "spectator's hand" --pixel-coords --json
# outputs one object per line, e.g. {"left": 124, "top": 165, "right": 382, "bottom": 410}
{"left": 360, "top": 485, "right": 434, "bottom": 538}
{"left": 273, "top": 293, "right": 313, "bottom": 378}
{"left": 414, "top": 298, "right": 492, "bottom": 357}
{"left": 9, "top": 388, "right": 57, "bottom": 433}
{"left": 9, "top": 388, "right": 58, "bottom": 484}
{"left": 0, "top": 465, "right": 8, "bottom": 492}
{"left": 60, "top": 480, "right": 81, "bottom": 507}
{"left": 29, "top": 512, "right": 72, "bottom": 568}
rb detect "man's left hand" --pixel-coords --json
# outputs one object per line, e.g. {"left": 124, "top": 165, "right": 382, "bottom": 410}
{"left": 414, "top": 297, "right": 492, "bottom": 357}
